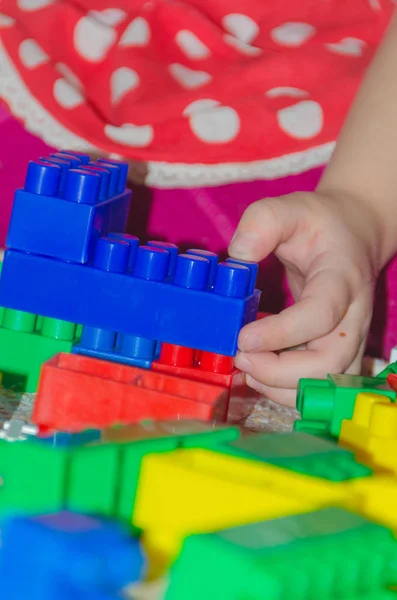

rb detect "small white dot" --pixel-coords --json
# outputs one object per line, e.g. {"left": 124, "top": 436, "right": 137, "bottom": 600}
{"left": 266, "top": 87, "right": 308, "bottom": 99}
{"left": 74, "top": 14, "right": 116, "bottom": 62}
{"left": 105, "top": 123, "right": 154, "bottom": 147}
{"left": 271, "top": 22, "right": 316, "bottom": 47}
{"left": 0, "top": 14, "right": 15, "bottom": 27}
{"left": 222, "top": 13, "right": 259, "bottom": 44}
{"left": 189, "top": 105, "right": 240, "bottom": 143}
{"left": 119, "top": 17, "right": 151, "bottom": 47}
{"left": 18, "top": 39, "right": 49, "bottom": 69}
{"left": 277, "top": 100, "right": 323, "bottom": 139}
{"left": 54, "top": 79, "right": 85, "bottom": 109}
{"left": 325, "top": 38, "right": 366, "bottom": 57}
{"left": 175, "top": 30, "right": 211, "bottom": 60}
{"left": 223, "top": 34, "right": 262, "bottom": 56}
{"left": 110, "top": 67, "right": 140, "bottom": 104}
{"left": 169, "top": 64, "right": 212, "bottom": 90}
{"left": 17, "top": 0, "right": 53, "bottom": 10}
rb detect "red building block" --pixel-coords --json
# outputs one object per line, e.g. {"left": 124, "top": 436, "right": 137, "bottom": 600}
{"left": 32, "top": 353, "right": 229, "bottom": 432}
{"left": 152, "top": 343, "right": 254, "bottom": 419}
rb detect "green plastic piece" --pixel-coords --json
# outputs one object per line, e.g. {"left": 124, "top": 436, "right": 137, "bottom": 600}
{"left": 0, "top": 308, "right": 79, "bottom": 392}
{"left": 0, "top": 422, "right": 241, "bottom": 523}
{"left": 297, "top": 374, "right": 396, "bottom": 437}
{"left": 293, "top": 419, "right": 335, "bottom": 440}
{"left": 217, "top": 432, "right": 372, "bottom": 481}
{"left": 377, "top": 362, "right": 397, "bottom": 379}
{"left": 0, "top": 439, "right": 69, "bottom": 516}
{"left": 166, "top": 508, "right": 397, "bottom": 600}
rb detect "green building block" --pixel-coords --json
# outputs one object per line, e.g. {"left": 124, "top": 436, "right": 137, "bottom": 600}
{"left": 216, "top": 432, "right": 372, "bottom": 481}
{"left": 297, "top": 373, "right": 396, "bottom": 437}
{"left": 377, "top": 362, "right": 397, "bottom": 379}
{"left": 166, "top": 508, "right": 397, "bottom": 600}
{"left": 293, "top": 419, "right": 335, "bottom": 440}
{"left": 0, "top": 308, "right": 79, "bottom": 392}
{"left": 0, "top": 421, "right": 241, "bottom": 523}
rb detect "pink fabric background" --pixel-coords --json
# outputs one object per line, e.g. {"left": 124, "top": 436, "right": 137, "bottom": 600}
{"left": 0, "top": 105, "right": 395, "bottom": 359}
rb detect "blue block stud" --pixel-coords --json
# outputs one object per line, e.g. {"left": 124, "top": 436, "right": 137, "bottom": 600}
{"left": 147, "top": 240, "right": 179, "bottom": 278}
{"left": 186, "top": 249, "right": 219, "bottom": 287}
{"left": 0, "top": 511, "right": 146, "bottom": 600}
{"left": 73, "top": 324, "right": 155, "bottom": 368}
{"left": 6, "top": 153, "right": 131, "bottom": 264}
{"left": 0, "top": 232, "right": 261, "bottom": 355}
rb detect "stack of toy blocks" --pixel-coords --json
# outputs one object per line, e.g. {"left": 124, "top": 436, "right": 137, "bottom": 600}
{"left": 3, "top": 153, "right": 397, "bottom": 598}
{"left": 0, "top": 151, "right": 261, "bottom": 426}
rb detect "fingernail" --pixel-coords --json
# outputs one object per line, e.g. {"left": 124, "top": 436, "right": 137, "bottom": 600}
{"left": 229, "top": 233, "right": 259, "bottom": 260}
{"left": 234, "top": 352, "right": 253, "bottom": 374}
{"left": 238, "top": 331, "right": 261, "bottom": 352}
{"left": 246, "top": 375, "right": 265, "bottom": 394}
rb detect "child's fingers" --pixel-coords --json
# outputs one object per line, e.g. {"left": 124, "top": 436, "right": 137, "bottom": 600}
{"left": 228, "top": 195, "right": 302, "bottom": 261}
{"left": 238, "top": 268, "right": 351, "bottom": 352}
{"left": 236, "top": 301, "right": 366, "bottom": 388}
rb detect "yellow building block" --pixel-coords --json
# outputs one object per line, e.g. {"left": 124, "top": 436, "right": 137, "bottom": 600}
{"left": 347, "top": 474, "right": 397, "bottom": 530}
{"left": 340, "top": 392, "right": 397, "bottom": 473}
{"left": 133, "top": 448, "right": 356, "bottom": 570}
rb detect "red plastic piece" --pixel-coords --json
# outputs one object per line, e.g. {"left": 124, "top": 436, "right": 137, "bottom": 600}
{"left": 32, "top": 353, "right": 229, "bottom": 432}
{"left": 387, "top": 373, "right": 397, "bottom": 392}
{"left": 152, "top": 343, "right": 251, "bottom": 417}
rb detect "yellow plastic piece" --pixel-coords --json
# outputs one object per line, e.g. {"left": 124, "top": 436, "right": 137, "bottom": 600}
{"left": 347, "top": 474, "right": 397, "bottom": 529}
{"left": 133, "top": 448, "right": 356, "bottom": 569}
{"left": 340, "top": 392, "right": 397, "bottom": 473}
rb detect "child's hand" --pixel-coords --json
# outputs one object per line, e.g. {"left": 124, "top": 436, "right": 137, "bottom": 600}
{"left": 229, "top": 191, "right": 381, "bottom": 406}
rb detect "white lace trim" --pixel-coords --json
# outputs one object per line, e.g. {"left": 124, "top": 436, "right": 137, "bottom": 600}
{"left": 0, "top": 40, "right": 334, "bottom": 188}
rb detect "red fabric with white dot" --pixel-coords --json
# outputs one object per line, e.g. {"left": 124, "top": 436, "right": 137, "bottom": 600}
{"left": 0, "top": 0, "right": 394, "bottom": 164}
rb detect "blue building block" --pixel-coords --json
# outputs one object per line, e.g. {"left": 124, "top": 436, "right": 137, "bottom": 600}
{"left": 72, "top": 325, "right": 155, "bottom": 369}
{"left": 6, "top": 153, "right": 131, "bottom": 264}
{"left": 0, "top": 511, "right": 146, "bottom": 600}
{"left": 0, "top": 239, "right": 260, "bottom": 356}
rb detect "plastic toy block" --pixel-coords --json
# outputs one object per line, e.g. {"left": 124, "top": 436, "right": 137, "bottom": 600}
{"left": 376, "top": 361, "right": 397, "bottom": 379}
{"left": 165, "top": 508, "right": 397, "bottom": 600}
{"left": 0, "top": 511, "right": 145, "bottom": 600}
{"left": 339, "top": 392, "right": 397, "bottom": 474}
{"left": 0, "top": 308, "right": 79, "bottom": 392}
{"left": 133, "top": 448, "right": 355, "bottom": 565}
{"left": 296, "top": 373, "right": 395, "bottom": 437}
{"left": 218, "top": 431, "right": 372, "bottom": 481}
{"left": 387, "top": 372, "right": 397, "bottom": 392}
{"left": 0, "top": 241, "right": 260, "bottom": 356}
{"left": 152, "top": 343, "right": 252, "bottom": 414}
{"left": 0, "top": 438, "right": 70, "bottom": 515}
{"left": 101, "top": 420, "right": 240, "bottom": 448}
{"left": 293, "top": 419, "right": 335, "bottom": 439}
{"left": 73, "top": 324, "right": 156, "bottom": 369}
{"left": 33, "top": 353, "right": 229, "bottom": 432}
{"left": 6, "top": 155, "right": 131, "bottom": 264}
{"left": 347, "top": 474, "right": 397, "bottom": 530}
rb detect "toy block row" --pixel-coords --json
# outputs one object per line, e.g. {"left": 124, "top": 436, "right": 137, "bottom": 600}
{"left": 0, "top": 420, "right": 240, "bottom": 522}
{"left": 7, "top": 152, "right": 131, "bottom": 264}
{"left": 294, "top": 373, "right": 396, "bottom": 437}
{"left": 32, "top": 353, "right": 236, "bottom": 430}
{"left": 165, "top": 507, "right": 397, "bottom": 600}
{"left": 0, "top": 240, "right": 260, "bottom": 355}
{"left": 220, "top": 430, "right": 372, "bottom": 482}
{"left": 0, "top": 511, "right": 145, "bottom": 600}
{"left": 336, "top": 390, "right": 397, "bottom": 475}
{"left": 0, "top": 306, "right": 80, "bottom": 392}
{"left": 133, "top": 447, "right": 358, "bottom": 570}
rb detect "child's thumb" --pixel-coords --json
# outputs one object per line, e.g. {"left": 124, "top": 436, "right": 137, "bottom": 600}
{"left": 228, "top": 195, "right": 298, "bottom": 262}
